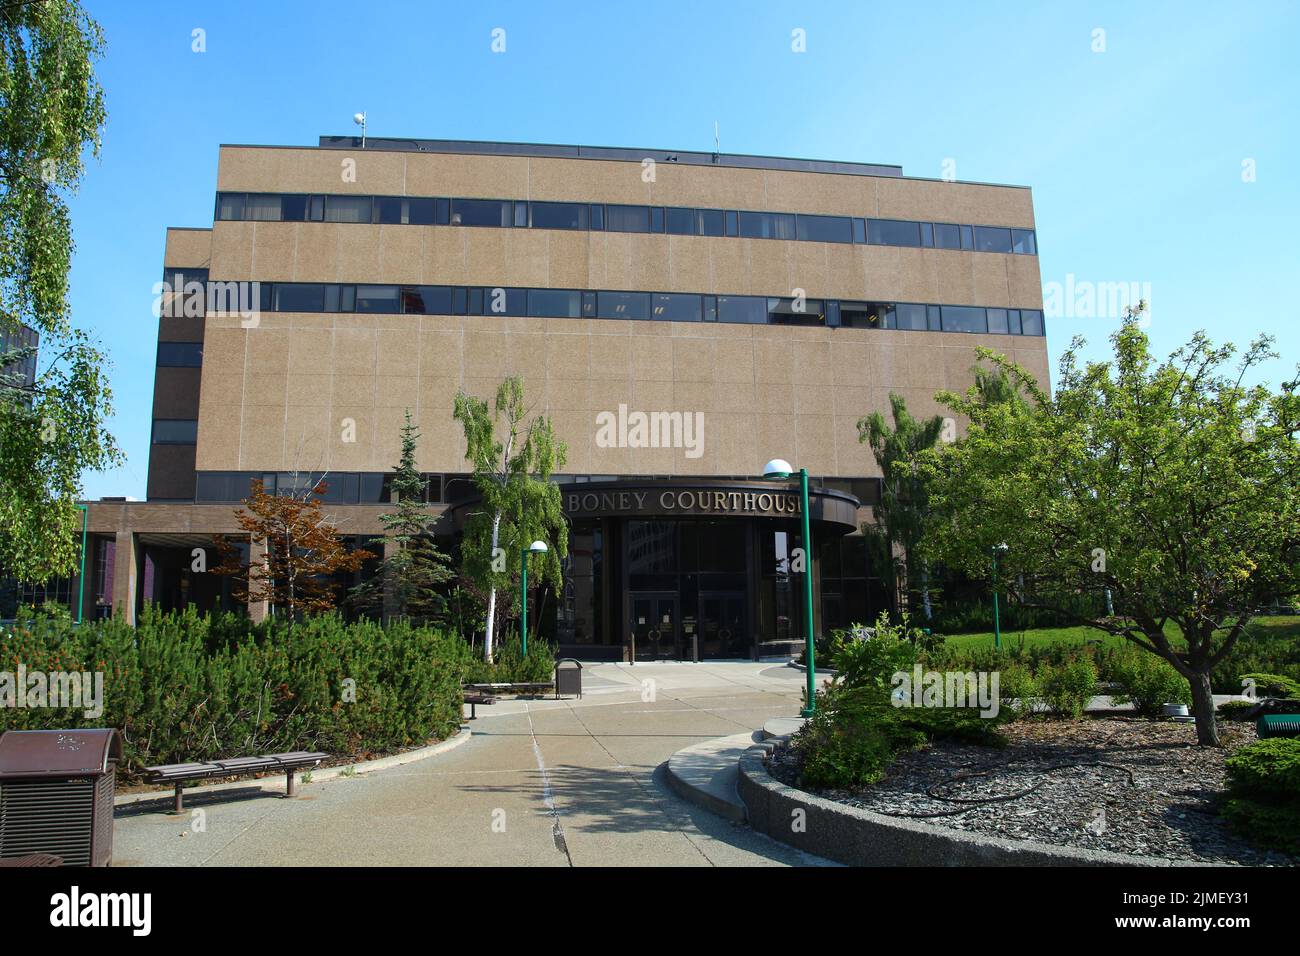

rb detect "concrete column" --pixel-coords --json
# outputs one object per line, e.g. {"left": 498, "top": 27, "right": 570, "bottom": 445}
{"left": 247, "top": 536, "right": 269, "bottom": 624}
{"left": 111, "top": 530, "right": 138, "bottom": 625}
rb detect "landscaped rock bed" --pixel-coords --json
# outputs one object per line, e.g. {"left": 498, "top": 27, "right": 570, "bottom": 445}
{"left": 768, "top": 717, "right": 1297, "bottom": 866}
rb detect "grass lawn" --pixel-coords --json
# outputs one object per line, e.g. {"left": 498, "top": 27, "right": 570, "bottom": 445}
{"left": 940, "top": 615, "right": 1300, "bottom": 653}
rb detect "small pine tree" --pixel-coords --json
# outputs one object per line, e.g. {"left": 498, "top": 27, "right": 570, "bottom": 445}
{"left": 350, "top": 410, "right": 454, "bottom": 623}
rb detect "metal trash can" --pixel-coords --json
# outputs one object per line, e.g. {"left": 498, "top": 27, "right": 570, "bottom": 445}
{"left": 0, "top": 728, "right": 122, "bottom": 867}
{"left": 555, "top": 658, "right": 583, "bottom": 699}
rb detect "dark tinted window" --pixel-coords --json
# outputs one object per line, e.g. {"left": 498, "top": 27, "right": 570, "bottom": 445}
{"left": 376, "top": 197, "right": 405, "bottom": 224}
{"left": 153, "top": 419, "right": 198, "bottom": 444}
{"left": 920, "top": 222, "right": 934, "bottom": 248}
{"left": 934, "top": 223, "right": 961, "bottom": 249}
{"left": 356, "top": 285, "right": 401, "bottom": 313}
{"left": 895, "top": 303, "right": 927, "bottom": 330}
{"left": 867, "top": 219, "right": 921, "bottom": 247}
{"left": 244, "top": 194, "right": 281, "bottom": 221}
{"left": 528, "top": 289, "right": 582, "bottom": 318}
{"left": 725, "top": 210, "right": 738, "bottom": 236}
{"left": 852, "top": 218, "right": 866, "bottom": 243}
{"left": 650, "top": 207, "right": 665, "bottom": 232}
{"left": 653, "top": 293, "right": 701, "bottom": 322}
{"left": 196, "top": 472, "right": 259, "bottom": 501}
{"left": 606, "top": 205, "right": 651, "bottom": 233}
{"left": 216, "top": 193, "right": 244, "bottom": 220}
{"left": 157, "top": 342, "right": 203, "bottom": 367}
{"left": 408, "top": 198, "right": 436, "bottom": 225}
{"left": 530, "top": 202, "right": 587, "bottom": 230}
{"left": 512, "top": 202, "right": 528, "bottom": 227}
{"left": 841, "top": 301, "right": 888, "bottom": 329}
{"left": 927, "top": 305, "right": 942, "bottom": 331}
{"left": 275, "top": 283, "right": 325, "bottom": 312}
{"left": 589, "top": 204, "right": 605, "bottom": 230}
{"left": 738, "top": 211, "right": 796, "bottom": 240}
{"left": 941, "top": 306, "right": 987, "bottom": 333}
{"left": 451, "top": 198, "right": 512, "bottom": 227}
{"left": 974, "top": 226, "right": 1013, "bottom": 253}
{"left": 699, "top": 209, "right": 725, "bottom": 236}
{"left": 960, "top": 225, "right": 973, "bottom": 249}
{"left": 702, "top": 295, "right": 717, "bottom": 322}
{"left": 1011, "top": 229, "right": 1037, "bottom": 254}
{"left": 325, "top": 196, "right": 373, "bottom": 223}
{"left": 1020, "top": 309, "right": 1045, "bottom": 336}
{"left": 665, "top": 207, "right": 696, "bottom": 235}
{"left": 986, "top": 308, "right": 1009, "bottom": 333}
{"left": 402, "top": 285, "right": 453, "bottom": 314}
{"left": 281, "top": 195, "right": 308, "bottom": 221}
{"left": 597, "top": 291, "right": 650, "bottom": 320}
{"left": 796, "top": 214, "right": 852, "bottom": 243}
{"left": 1008, "top": 309, "right": 1023, "bottom": 335}
{"left": 434, "top": 198, "right": 451, "bottom": 225}
{"left": 768, "top": 297, "right": 825, "bottom": 326}
{"left": 717, "top": 296, "right": 767, "bottom": 324}
{"left": 483, "top": 287, "right": 527, "bottom": 315}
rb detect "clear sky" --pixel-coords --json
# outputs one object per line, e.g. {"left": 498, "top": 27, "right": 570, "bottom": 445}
{"left": 69, "top": 0, "right": 1299, "bottom": 500}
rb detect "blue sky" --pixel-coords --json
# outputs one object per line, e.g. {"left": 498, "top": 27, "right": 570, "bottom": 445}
{"left": 70, "top": 0, "right": 1299, "bottom": 499}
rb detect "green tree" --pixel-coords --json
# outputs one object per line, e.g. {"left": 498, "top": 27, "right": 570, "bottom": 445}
{"left": 919, "top": 307, "right": 1300, "bottom": 745}
{"left": 349, "top": 410, "right": 454, "bottom": 623}
{"left": 857, "top": 393, "right": 944, "bottom": 619}
{"left": 453, "top": 377, "right": 568, "bottom": 661}
{"left": 1, "top": 0, "right": 119, "bottom": 582}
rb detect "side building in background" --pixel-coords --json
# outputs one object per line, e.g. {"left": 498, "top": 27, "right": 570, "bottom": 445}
{"left": 75, "top": 136, "right": 1049, "bottom": 657}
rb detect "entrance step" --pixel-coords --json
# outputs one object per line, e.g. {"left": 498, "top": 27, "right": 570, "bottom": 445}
{"left": 664, "top": 732, "right": 756, "bottom": 823}
{"left": 761, "top": 716, "right": 807, "bottom": 740}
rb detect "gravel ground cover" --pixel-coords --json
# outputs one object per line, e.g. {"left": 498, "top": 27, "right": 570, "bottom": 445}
{"left": 769, "top": 717, "right": 1296, "bottom": 866}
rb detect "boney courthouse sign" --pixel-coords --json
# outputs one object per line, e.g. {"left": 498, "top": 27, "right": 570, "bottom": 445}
{"left": 562, "top": 483, "right": 803, "bottom": 520}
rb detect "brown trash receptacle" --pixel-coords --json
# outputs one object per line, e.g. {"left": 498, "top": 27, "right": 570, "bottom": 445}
{"left": 0, "top": 729, "right": 122, "bottom": 867}
{"left": 555, "top": 659, "right": 583, "bottom": 699}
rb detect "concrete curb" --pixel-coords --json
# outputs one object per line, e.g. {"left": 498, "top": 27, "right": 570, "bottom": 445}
{"left": 736, "top": 745, "right": 1204, "bottom": 867}
{"left": 113, "top": 726, "right": 474, "bottom": 808}
{"left": 663, "top": 732, "right": 755, "bottom": 822}
{"left": 786, "top": 661, "right": 837, "bottom": 677}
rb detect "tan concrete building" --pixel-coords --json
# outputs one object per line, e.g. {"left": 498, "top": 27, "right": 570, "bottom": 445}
{"left": 81, "top": 136, "right": 1048, "bottom": 659}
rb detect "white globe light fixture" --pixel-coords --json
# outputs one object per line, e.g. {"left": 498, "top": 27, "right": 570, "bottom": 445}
{"left": 762, "top": 458, "right": 794, "bottom": 480}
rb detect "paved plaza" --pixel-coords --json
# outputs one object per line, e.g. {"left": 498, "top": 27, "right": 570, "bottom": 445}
{"left": 112, "top": 662, "right": 831, "bottom": 867}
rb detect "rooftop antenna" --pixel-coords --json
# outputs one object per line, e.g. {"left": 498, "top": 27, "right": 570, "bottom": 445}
{"left": 353, "top": 111, "right": 367, "bottom": 148}
{"left": 713, "top": 121, "right": 720, "bottom": 163}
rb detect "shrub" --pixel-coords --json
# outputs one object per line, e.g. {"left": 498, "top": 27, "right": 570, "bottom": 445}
{"left": 462, "top": 630, "right": 556, "bottom": 685}
{"left": 1110, "top": 649, "right": 1191, "bottom": 717}
{"left": 997, "top": 662, "right": 1039, "bottom": 719}
{"left": 831, "top": 612, "right": 918, "bottom": 690}
{"left": 1217, "top": 699, "right": 1258, "bottom": 721}
{"left": 1224, "top": 739, "right": 1300, "bottom": 798}
{"left": 1220, "top": 797, "right": 1300, "bottom": 856}
{"left": 1239, "top": 673, "right": 1300, "bottom": 699}
{"left": 1038, "top": 656, "right": 1098, "bottom": 719}
{"left": 0, "top": 607, "right": 468, "bottom": 780}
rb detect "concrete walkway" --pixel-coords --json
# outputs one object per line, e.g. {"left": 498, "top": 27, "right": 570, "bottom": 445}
{"left": 111, "top": 662, "right": 832, "bottom": 867}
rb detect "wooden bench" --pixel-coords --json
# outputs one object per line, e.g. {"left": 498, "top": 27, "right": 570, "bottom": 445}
{"left": 463, "top": 693, "right": 497, "bottom": 719}
{"left": 463, "top": 681, "right": 554, "bottom": 696}
{"left": 144, "top": 751, "right": 327, "bottom": 812}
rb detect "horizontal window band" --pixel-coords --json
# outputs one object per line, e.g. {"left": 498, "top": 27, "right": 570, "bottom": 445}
{"left": 213, "top": 192, "right": 1037, "bottom": 256}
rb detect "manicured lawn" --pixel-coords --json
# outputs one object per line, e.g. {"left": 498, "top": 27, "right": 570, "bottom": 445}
{"left": 941, "top": 615, "right": 1300, "bottom": 653}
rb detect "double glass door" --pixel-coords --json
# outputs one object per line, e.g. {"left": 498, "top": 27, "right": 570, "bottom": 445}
{"left": 699, "top": 592, "right": 748, "bottom": 658}
{"left": 630, "top": 593, "right": 679, "bottom": 660}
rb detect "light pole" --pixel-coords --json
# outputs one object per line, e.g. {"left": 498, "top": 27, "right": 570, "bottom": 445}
{"left": 520, "top": 540, "right": 548, "bottom": 656}
{"left": 991, "top": 542, "right": 1008, "bottom": 649}
{"left": 764, "top": 459, "right": 817, "bottom": 717}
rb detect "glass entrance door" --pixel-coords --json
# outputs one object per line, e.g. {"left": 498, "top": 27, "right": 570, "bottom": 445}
{"left": 630, "top": 593, "right": 679, "bottom": 660}
{"left": 699, "top": 591, "right": 748, "bottom": 658}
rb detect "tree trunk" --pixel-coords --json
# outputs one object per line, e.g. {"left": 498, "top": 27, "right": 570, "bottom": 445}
{"left": 1188, "top": 669, "right": 1219, "bottom": 746}
{"left": 484, "top": 511, "right": 502, "bottom": 663}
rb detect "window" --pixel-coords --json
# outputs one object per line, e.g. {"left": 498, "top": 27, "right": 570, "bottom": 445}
{"left": 974, "top": 226, "right": 1013, "bottom": 253}
{"left": 275, "top": 283, "right": 325, "bottom": 312}
{"left": 596, "top": 291, "right": 650, "bottom": 320}
{"left": 1020, "top": 309, "right": 1045, "bottom": 335}
{"left": 725, "top": 210, "right": 738, "bottom": 236}
{"left": 867, "top": 219, "right": 921, "bottom": 247}
{"left": 920, "top": 222, "right": 934, "bottom": 248}
{"left": 738, "top": 211, "right": 796, "bottom": 240}
{"left": 323, "top": 285, "right": 357, "bottom": 312}
{"left": 986, "top": 308, "right": 1009, "bottom": 334}
{"left": 927, "top": 305, "right": 942, "bottom": 331}
{"left": 434, "top": 198, "right": 451, "bottom": 225}
{"left": 934, "top": 223, "right": 961, "bottom": 249}
{"left": 650, "top": 207, "right": 665, "bottom": 233}
{"left": 852, "top": 218, "right": 867, "bottom": 243}
{"left": 653, "top": 293, "right": 702, "bottom": 322}
{"left": 483, "top": 287, "right": 527, "bottom": 315}
{"left": 1011, "top": 229, "right": 1037, "bottom": 255}
{"left": 245, "top": 194, "right": 282, "bottom": 221}
{"left": 157, "top": 342, "right": 203, "bottom": 367}
{"left": 1008, "top": 309, "right": 1023, "bottom": 335}
{"left": 717, "top": 296, "right": 767, "bottom": 324}
{"left": 581, "top": 291, "right": 597, "bottom": 317}
{"left": 401, "top": 286, "right": 453, "bottom": 314}
{"left": 702, "top": 295, "right": 717, "bottom": 322}
{"left": 450, "top": 198, "right": 512, "bottom": 227}
{"left": 375, "top": 197, "right": 405, "bottom": 224}
{"left": 606, "top": 205, "right": 651, "bottom": 233}
{"left": 216, "top": 193, "right": 244, "bottom": 220}
{"left": 356, "top": 285, "right": 400, "bottom": 313}
{"left": 960, "top": 225, "right": 973, "bottom": 250}
{"left": 196, "top": 472, "right": 259, "bottom": 502}
{"left": 768, "top": 297, "right": 825, "bottom": 326}
{"left": 665, "top": 207, "right": 697, "bottom": 235}
{"left": 528, "top": 289, "right": 582, "bottom": 318}
{"left": 530, "top": 201, "right": 587, "bottom": 230}
{"left": 308, "top": 196, "right": 325, "bottom": 221}
{"left": 840, "top": 301, "right": 888, "bottom": 329}
{"left": 589, "top": 204, "right": 605, "bottom": 230}
{"left": 325, "top": 196, "right": 374, "bottom": 224}
{"left": 152, "top": 419, "right": 197, "bottom": 444}
{"left": 941, "top": 305, "right": 987, "bottom": 333}
{"left": 895, "top": 303, "right": 927, "bottom": 330}
{"left": 281, "top": 195, "right": 308, "bottom": 221}
{"left": 513, "top": 202, "right": 528, "bottom": 227}
{"left": 408, "top": 198, "right": 436, "bottom": 225}
{"left": 796, "top": 214, "right": 853, "bottom": 243}
{"left": 699, "top": 209, "right": 725, "bottom": 237}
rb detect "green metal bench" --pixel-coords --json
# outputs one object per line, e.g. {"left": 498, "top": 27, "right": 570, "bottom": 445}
{"left": 1256, "top": 714, "right": 1300, "bottom": 739}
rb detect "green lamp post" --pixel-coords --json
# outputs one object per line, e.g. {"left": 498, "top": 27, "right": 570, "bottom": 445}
{"left": 991, "top": 542, "right": 1008, "bottom": 649}
{"left": 520, "top": 539, "right": 548, "bottom": 656}
{"left": 764, "top": 458, "right": 817, "bottom": 717}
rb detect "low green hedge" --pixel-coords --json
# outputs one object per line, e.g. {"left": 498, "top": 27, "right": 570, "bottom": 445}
{"left": 1221, "top": 738, "right": 1300, "bottom": 857}
{"left": 0, "top": 606, "right": 469, "bottom": 780}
